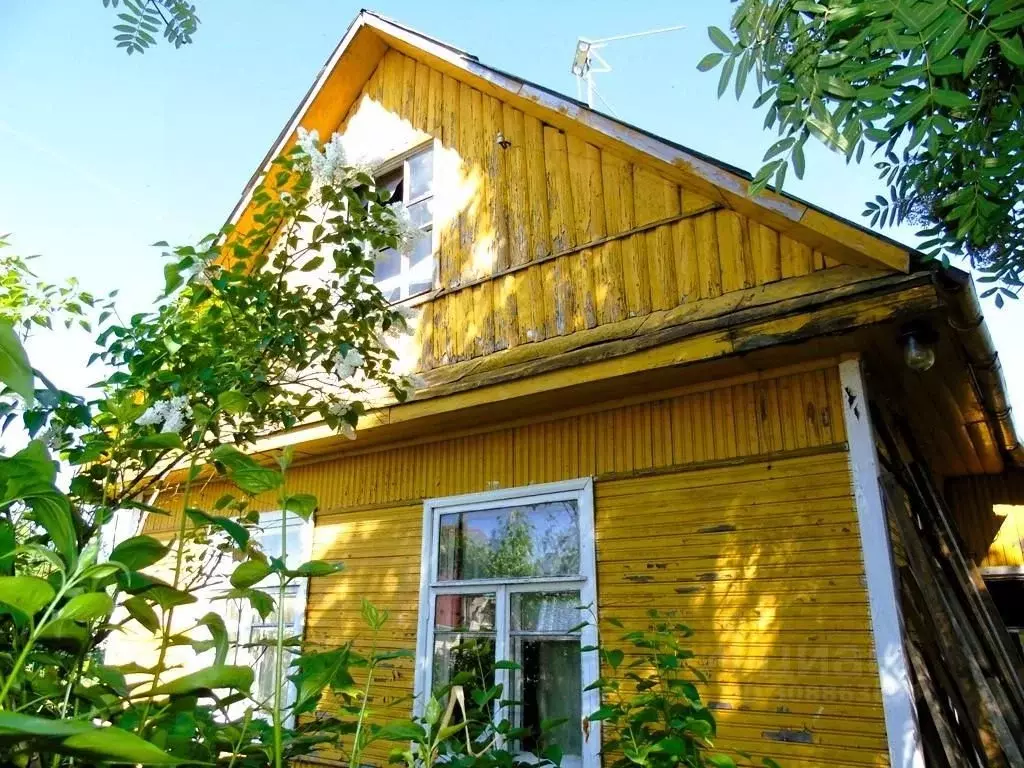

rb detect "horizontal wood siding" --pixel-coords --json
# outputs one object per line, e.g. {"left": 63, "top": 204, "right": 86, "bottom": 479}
{"left": 337, "top": 49, "right": 839, "bottom": 371}
{"left": 144, "top": 365, "right": 888, "bottom": 766}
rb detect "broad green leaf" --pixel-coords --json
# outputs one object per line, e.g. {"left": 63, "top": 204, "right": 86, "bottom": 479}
{"left": 708, "top": 26, "right": 734, "bottom": 53}
{"left": 210, "top": 445, "right": 282, "bottom": 495}
{"left": 62, "top": 725, "right": 185, "bottom": 764}
{"left": 494, "top": 659, "right": 521, "bottom": 670}
{"left": 0, "top": 711, "right": 94, "bottom": 738}
{"left": 706, "top": 756, "right": 737, "bottom": 768}
{"left": 185, "top": 508, "right": 250, "bottom": 549}
{"left": 0, "top": 321, "right": 34, "bottom": 404}
{"left": 283, "top": 493, "right": 317, "bottom": 521}
{"left": 998, "top": 33, "right": 1024, "bottom": 67}
{"left": 110, "top": 535, "right": 168, "bottom": 571}
{"left": 374, "top": 719, "right": 426, "bottom": 742}
{"left": 217, "top": 390, "right": 248, "bottom": 415}
{"left": 230, "top": 559, "right": 271, "bottom": 588}
{"left": 933, "top": 89, "right": 972, "bottom": 110}
{"left": 38, "top": 618, "right": 89, "bottom": 646}
{"left": 0, "top": 575, "right": 55, "bottom": 617}
{"left": 56, "top": 592, "right": 113, "bottom": 623}
{"left": 605, "top": 649, "right": 624, "bottom": 669}
{"left": 127, "top": 432, "right": 184, "bottom": 451}
{"left": 696, "top": 52, "right": 723, "bottom": 72}
{"left": 292, "top": 560, "right": 343, "bottom": 577}
{"left": 123, "top": 595, "right": 160, "bottom": 632}
{"left": 963, "top": 31, "right": 990, "bottom": 74}
{"left": 146, "top": 664, "right": 254, "bottom": 696}
{"left": 196, "top": 611, "right": 229, "bottom": 666}
{"left": 291, "top": 646, "right": 356, "bottom": 715}
{"left": 0, "top": 519, "right": 13, "bottom": 575}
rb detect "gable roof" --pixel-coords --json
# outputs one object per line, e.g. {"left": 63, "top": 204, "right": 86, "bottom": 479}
{"left": 227, "top": 10, "right": 911, "bottom": 274}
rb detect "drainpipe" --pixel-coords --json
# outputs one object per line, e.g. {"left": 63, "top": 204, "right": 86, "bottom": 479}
{"left": 934, "top": 267, "right": 1024, "bottom": 468}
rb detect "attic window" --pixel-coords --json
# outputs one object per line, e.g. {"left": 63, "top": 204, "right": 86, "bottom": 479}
{"left": 374, "top": 145, "right": 435, "bottom": 302}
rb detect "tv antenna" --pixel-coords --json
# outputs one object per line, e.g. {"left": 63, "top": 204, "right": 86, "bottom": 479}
{"left": 570, "top": 25, "right": 686, "bottom": 113}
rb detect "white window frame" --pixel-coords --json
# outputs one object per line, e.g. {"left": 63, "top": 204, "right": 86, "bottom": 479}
{"left": 374, "top": 139, "right": 439, "bottom": 303}
{"left": 227, "top": 510, "right": 314, "bottom": 724}
{"left": 413, "top": 478, "right": 600, "bottom": 768}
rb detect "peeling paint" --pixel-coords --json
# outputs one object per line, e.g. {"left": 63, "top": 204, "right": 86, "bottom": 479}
{"left": 697, "top": 572, "right": 719, "bottom": 582}
{"left": 674, "top": 586, "right": 701, "bottom": 594}
{"left": 624, "top": 574, "right": 654, "bottom": 583}
{"left": 762, "top": 728, "right": 813, "bottom": 744}
{"left": 697, "top": 523, "right": 736, "bottom": 534}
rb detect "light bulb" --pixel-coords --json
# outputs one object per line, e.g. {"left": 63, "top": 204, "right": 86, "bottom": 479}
{"left": 904, "top": 334, "right": 936, "bottom": 372}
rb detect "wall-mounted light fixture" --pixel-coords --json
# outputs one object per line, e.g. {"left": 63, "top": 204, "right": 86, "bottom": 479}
{"left": 900, "top": 322, "right": 938, "bottom": 372}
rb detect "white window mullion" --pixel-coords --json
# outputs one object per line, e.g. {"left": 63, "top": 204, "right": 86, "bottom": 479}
{"left": 494, "top": 584, "right": 510, "bottom": 740}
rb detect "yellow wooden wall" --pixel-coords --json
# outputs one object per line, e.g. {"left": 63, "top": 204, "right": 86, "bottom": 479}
{"left": 947, "top": 472, "right": 1024, "bottom": 568}
{"left": 146, "top": 364, "right": 889, "bottom": 768}
{"left": 338, "top": 49, "right": 839, "bottom": 369}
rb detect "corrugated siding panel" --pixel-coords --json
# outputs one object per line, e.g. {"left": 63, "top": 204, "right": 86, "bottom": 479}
{"left": 143, "top": 365, "right": 885, "bottom": 766}
{"left": 338, "top": 49, "right": 836, "bottom": 369}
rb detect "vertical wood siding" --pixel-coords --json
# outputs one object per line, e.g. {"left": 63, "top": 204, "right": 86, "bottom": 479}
{"left": 146, "top": 365, "right": 888, "bottom": 767}
{"left": 336, "top": 49, "right": 840, "bottom": 370}
{"left": 946, "top": 472, "right": 1024, "bottom": 567}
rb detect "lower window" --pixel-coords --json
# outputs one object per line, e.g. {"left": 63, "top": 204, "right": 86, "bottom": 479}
{"left": 415, "top": 480, "right": 599, "bottom": 768}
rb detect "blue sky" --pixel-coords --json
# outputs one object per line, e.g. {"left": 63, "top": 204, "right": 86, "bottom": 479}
{"left": 2, "top": 1, "right": 1022, "bottom": 418}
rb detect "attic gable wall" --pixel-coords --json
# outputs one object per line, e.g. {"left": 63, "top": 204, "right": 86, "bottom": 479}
{"left": 334, "top": 48, "right": 859, "bottom": 370}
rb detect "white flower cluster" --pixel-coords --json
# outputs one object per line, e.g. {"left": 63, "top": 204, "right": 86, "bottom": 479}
{"left": 327, "top": 400, "right": 356, "bottom": 440}
{"left": 39, "top": 421, "right": 63, "bottom": 451}
{"left": 332, "top": 347, "right": 364, "bottom": 380}
{"left": 296, "top": 127, "right": 350, "bottom": 191}
{"left": 390, "top": 202, "right": 424, "bottom": 256}
{"left": 136, "top": 395, "right": 193, "bottom": 434}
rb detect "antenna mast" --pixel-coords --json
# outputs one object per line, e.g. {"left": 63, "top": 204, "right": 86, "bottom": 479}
{"left": 570, "top": 25, "right": 686, "bottom": 111}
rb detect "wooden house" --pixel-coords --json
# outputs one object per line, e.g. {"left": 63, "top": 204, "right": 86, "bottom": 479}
{"left": 136, "top": 12, "right": 1024, "bottom": 768}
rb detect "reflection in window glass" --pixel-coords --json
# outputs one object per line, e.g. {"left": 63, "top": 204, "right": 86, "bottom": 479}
{"left": 373, "top": 146, "right": 435, "bottom": 301}
{"left": 437, "top": 501, "right": 580, "bottom": 581}
{"left": 435, "top": 593, "right": 495, "bottom": 632}
{"left": 510, "top": 591, "right": 582, "bottom": 763}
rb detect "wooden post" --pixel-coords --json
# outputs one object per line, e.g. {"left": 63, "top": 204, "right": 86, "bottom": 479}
{"left": 839, "top": 358, "right": 925, "bottom": 768}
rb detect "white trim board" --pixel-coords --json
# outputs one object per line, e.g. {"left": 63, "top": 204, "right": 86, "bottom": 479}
{"left": 839, "top": 358, "right": 924, "bottom": 768}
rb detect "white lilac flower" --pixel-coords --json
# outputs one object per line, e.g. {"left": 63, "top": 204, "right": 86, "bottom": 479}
{"left": 296, "top": 127, "right": 351, "bottom": 193}
{"left": 39, "top": 421, "right": 63, "bottom": 450}
{"left": 327, "top": 400, "right": 350, "bottom": 417}
{"left": 135, "top": 395, "right": 193, "bottom": 434}
{"left": 390, "top": 202, "right": 425, "bottom": 256}
{"left": 332, "top": 348, "right": 365, "bottom": 380}
{"left": 394, "top": 304, "right": 416, "bottom": 322}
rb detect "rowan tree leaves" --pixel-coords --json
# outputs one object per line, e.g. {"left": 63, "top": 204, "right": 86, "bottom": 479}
{"left": 703, "top": 0, "right": 1024, "bottom": 301}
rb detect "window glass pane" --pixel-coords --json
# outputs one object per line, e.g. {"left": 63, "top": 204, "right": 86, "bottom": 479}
{"left": 408, "top": 198, "right": 433, "bottom": 229}
{"left": 510, "top": 638, "right": 582, "bottom": 761}
{"left": 407, "top": 148, "right": 434, "bottom": 200}
{"left": 432, "top": 634, "right": 495, "bottom": 694}
{"left": 437, "top": 501, "right": 579, "bottom": 581}
{"left": 374, "top": 248, "right": 401, "bottom": 282}
{"left": 408, "top": 233, "right": 434, "bottom": 295}
{"left": 511, "top": 592, "right": 582, "bottom": 633}
{"left": 435, "top": 593, "right": 495, "bottom": 632}
{"left": 379, "top": 168, "right": 403, "bottom": 203}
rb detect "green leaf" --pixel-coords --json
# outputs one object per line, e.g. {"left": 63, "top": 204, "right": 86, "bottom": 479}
{"left": 217, "top": 390, "right": 248, "bottom": 415}
{"left": 23, "top": 488, "right": 76, "bottom": 566}
{"left": 706, "top": 756, "right": 737, "bottom": 768}
{"left": 63, "top": 725, "right": 187, "bottom": 764}
{"left": 196, "top": 612, "right": 229, "bottom": 666}
{"left": 56, "top": 592, "right": 113, "bottom": 623}
{"left": 123, "top": 595, "right": 160, "bottom": 632}
{"left": 494, "top": 659, "right": 521, "bottom": 670}
{"left": 230, "top": 559, "right": 271, "bottom": 588}
{"left": 374, "top": 719, "right": 426, "bottom": 742}
{"left": 963, "top": 31, "right": 990, "bottom": 75}
{"left": 146, "top": 664, "right": 254, "bottom": 697}
{"left": 185, "top": 508, "right": 249, "bottom": 550}
{"left": 127, "top": 432, "right": 184, "bottom": 451}
{"left": 933, "top": 89, "right": 973, "bottom": 110}
{"left": 110, "top": 535, "right": 168, "bottom": 571}
{"left": 708, "top": 26, "right": 734, "bottom": 53}
{"left": 292, "top": 560, "right": 343, "bottom": 577}
{"left": 210, "top": 445, "right": 282, "bottom": 495}
{"left": 997, "top": 33, "right": 1024, "bottom": 67}
{"left": 606, "top": 649, "right": 624, "bottom": 670}
{"left": 283, "top": 493, "right": 318, "bottom": 521}
{"left": 38, "top": 618, "right": 89, "bottom": 647}
{"left": 0, "top": 575, "right": 55, "bottom": 617}
{"left": 696, "top": 52, "right": 723, "bottom": 72}
{"left": 0, "top": 321, "right": 34, "bottom": 404}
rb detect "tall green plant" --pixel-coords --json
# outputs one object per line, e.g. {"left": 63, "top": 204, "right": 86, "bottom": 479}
{"left": 0, "top": 127, "right": 425, "bottom": 765}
